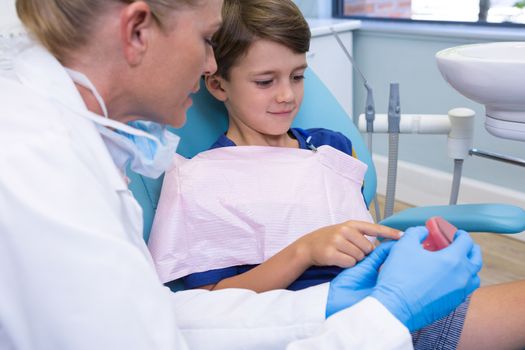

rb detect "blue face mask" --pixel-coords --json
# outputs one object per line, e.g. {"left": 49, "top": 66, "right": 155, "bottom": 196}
{"left": 116, "top": 121, "right": 165, "bottom": 160}
{"left": 65, "top": 68, "right": 180, "bottom": 179}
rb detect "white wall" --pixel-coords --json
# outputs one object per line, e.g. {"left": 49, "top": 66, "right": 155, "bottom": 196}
{"left": 0, "top": 0, "right": 21, "bottom": 30}
{"left": 294, "top": 0, "right": 333, "bottom": 18}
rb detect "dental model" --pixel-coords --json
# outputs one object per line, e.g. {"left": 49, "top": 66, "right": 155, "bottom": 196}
{"left": 423, "top": 216, "right": 457, "bottom": 251}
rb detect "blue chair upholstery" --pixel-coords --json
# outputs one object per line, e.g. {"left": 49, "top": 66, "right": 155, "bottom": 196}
{"left": 381, "top": 203, "right": 525, "bottom": 233}
{"left": 128, "top": 69, "right": 525, "bottom": 243}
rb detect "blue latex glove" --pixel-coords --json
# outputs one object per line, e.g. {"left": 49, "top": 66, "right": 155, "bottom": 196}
{"left": 326, "top": 241, "right": 395, "bottom": 318}
{"left": 371, "top": 226, "right": 482, "bottom": 332}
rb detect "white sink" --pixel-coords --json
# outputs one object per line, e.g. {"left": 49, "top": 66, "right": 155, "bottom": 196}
{"left": 436, "top": 42, "right": 525, "bottom": 141}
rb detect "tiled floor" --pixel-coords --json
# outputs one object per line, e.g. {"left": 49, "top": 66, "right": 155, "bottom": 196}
{"left": 370, "top": 196, "right": 525, "bottom": 286}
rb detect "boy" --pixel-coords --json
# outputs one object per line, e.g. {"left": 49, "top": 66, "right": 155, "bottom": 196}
{"left": 148, "top": 1, "right": 525, "bottom": 349}
{"left": 149, "top": 0, "right": 401, "bottom": 293}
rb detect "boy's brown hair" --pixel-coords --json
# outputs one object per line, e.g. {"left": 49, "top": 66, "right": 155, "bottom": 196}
{"left": 212, "top": 0, "right": 310, "bottom": 80}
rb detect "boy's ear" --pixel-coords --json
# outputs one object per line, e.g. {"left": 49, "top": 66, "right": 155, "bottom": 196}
{"left": 205, "top": 74, "right": 228, "bottom": 102}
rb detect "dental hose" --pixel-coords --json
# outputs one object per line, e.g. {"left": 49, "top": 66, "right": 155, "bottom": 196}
{"left": 384, "top": 134, "right": 399, "bottom": 218}
{"left": 384, "top": 84, "right": 401, "bottom": 219}
{"left": 368, "top": 133, "right": 382, "bottom": 222}
{"left": 364, "top": 86, "right": 382, "bottom": 222}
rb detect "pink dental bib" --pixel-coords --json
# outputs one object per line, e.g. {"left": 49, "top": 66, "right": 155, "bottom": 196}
{"left": 148, "top": 145, "right": 374, "bottom": 283}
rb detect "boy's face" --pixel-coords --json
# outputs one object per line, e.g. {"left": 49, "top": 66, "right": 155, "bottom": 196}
{"left": 214, "top": 39, "right": 307, "bottom": 143}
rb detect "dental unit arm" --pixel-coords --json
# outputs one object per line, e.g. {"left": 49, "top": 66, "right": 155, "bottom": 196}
{"left": 358, "top": 107, "right": 475, "bottom": 205}
{"left": 330, "top": 28, "right": 525, "bottom": 234}
{"left": 357, "top": 109, "right": 525, "bottom": 232}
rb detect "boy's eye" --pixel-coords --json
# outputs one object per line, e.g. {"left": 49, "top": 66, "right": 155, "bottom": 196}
{"left": 255, "top": 79, "right": 273, "bottom": 87}
{"left": 293, "top": 74, "right": 305, "bottom": 81}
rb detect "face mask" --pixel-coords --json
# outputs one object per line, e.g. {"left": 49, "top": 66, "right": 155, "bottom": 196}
{"left": 65, "top": 68, "right": 180, "bottom": 178}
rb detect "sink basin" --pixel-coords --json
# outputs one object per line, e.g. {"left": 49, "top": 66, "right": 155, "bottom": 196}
{"left": 436, "top": 42, "right": 525, "bottom": 141}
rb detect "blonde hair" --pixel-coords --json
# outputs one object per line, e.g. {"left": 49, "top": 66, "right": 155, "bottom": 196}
{"left": 213, "top": 0, "right": 310, "bottom": 80}
{"left": 16, "top": 0, "right": 198, "bottom": 62}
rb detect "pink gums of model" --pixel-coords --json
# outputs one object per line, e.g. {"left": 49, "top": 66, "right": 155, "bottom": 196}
{"left": 423, "top": 216, "right": 458, "bottom": 251}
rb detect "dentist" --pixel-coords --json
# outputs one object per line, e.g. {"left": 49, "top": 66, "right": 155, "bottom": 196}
{"left": 0, "top": 0, "right": 481, "bottom": 349}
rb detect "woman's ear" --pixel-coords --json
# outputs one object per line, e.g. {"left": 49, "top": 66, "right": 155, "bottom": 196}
{"left": 205, "top": 74, "right": 228, "bottom": 102}
{"left": 120, "top": 2, "right": 155, "bottom": 66}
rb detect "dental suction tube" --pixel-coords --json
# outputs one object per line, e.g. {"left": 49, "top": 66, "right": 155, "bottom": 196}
{"left": 384, "top": 83, "right": 400, "bottom": 219}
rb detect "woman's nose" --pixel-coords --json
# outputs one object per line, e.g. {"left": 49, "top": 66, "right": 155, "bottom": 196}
{"left": 203, "top": 47, "right": 218, "bottom": 76}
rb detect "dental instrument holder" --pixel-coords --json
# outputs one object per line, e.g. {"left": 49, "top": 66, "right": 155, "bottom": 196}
{"left": 384, "top": 84, "right": 401, "bottom": 219}
{"left": 357, "top": 108, "right": 475, "bottom": 206}
{"left": 330, "top": 28, "right": 381, "bottom": 221}
{"left": 468, "top": 149, "right": 525, "bottom": 168}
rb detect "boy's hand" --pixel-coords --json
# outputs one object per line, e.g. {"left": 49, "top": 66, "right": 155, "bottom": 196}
{"left": 295, "top": 221, "right": 401, "bottom": 268}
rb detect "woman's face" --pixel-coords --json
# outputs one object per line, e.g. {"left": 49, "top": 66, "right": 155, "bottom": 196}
{"left": 139, "top": 0, "right": 223, "bottom": 127}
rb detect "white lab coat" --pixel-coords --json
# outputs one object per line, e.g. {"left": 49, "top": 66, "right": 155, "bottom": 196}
{"left": 0, "top": 39, "right": 412, "bottom": 349}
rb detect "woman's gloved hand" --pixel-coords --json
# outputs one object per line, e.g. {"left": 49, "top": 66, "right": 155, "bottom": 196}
{"left": 370, "top": 226, "right": 482, "bottom": 331}
{"left": 326, "top": 241, "right": 395, "bottom": 317}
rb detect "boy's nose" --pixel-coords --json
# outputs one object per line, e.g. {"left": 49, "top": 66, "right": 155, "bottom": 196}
{"left": 276, "top": 82, "right": 294, "bottom": 103}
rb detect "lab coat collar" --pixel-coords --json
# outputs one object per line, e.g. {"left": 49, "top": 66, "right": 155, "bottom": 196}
{"left": 14, "top": 43, "right": 87, "bottom": 114}
{"left": 13, "top": 42, "right": 130, "bottom": 192}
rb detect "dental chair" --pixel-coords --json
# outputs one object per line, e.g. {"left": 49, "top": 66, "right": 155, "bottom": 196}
{"left": 128, "top": 69, "right": 525, "bottom": 250}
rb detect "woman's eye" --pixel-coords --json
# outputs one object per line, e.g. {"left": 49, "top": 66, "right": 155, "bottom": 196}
{"left": 255, "top": 80, "right": 273, "bottom": 87}
{"left": 205, "top": 38, "right": 217, "bottom": 48}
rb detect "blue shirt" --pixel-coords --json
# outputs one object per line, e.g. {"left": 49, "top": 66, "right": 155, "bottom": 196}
{"left": 183, "top": 128, "right": 357, "bottom": 290}
{"left": 210, "top": 128, "right": 355, "bottom": 158}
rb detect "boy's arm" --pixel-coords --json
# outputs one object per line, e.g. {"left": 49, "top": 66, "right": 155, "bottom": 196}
{"left": 200, "top": 221, "right": 400, "bottom": 292}
{"left": 200, "top": 238, "right": 310, "bottom": 292}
